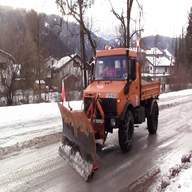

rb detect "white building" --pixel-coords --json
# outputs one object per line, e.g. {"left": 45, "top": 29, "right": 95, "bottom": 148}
{"left": 44, "top": 56, "right": 58, "bottom": 79}
{"left": 52, "top": 54, "right": 84, "bottom": 100}
{"left": 142, "top": 47, "right": 175, "bottom": 92}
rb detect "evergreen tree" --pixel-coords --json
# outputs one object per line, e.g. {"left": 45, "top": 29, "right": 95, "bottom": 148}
{"left": 174, "top": 7, "right": 192, "bottom": 85}
{"left": 185, "top": 7, "right": 192, "bottom": 79}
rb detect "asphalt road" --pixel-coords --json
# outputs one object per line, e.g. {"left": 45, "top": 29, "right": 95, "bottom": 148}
{"left": 1, "top": 100, "right": 192, "bottom": 192}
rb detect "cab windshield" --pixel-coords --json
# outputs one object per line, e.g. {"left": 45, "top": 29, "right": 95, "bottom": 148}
{"left": 95, "top": 56, "right": 128, "bottom": 80}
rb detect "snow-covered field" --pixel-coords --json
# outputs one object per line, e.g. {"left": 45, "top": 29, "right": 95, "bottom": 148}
{"left": 0, "top": 103, "right": 62, "bottom": 148}
{"left": 0, "top": 89, "right": 192, "bottom": 158}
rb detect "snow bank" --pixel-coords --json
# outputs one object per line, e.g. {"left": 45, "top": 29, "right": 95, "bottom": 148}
{"left": 0, "top": 133, "right": 62, "bottom": 158}
{"left": 159, "top": 89, "right": 192, "bottom": 99}
{"left": 63, "top": 100, "right": 83, "bottom": 110}
{"left": 0, "top": 101, "right": 83, "bottom": 157}
{"left": 151, "top": 152, "right": 192, "bottom": 192}
{"left": 0, "top": 102, "right": 60, "bottom": 126}
{"left": 0, "top": 100, "right": 82, "bottom": 128}
{"left": 165, "top": 164, "right": 192, "bottom": 192}
{"left": 159, "top": 89, "right": 192, "bottom": 110}
{"left": 0, "top": 103, "right": 62, "bottom": 147}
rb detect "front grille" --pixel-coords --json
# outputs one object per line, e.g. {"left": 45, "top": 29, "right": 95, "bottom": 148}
{"left": 99, "top": 98, "right": 117, "bottom": 115}
{"left": 84, "top": 97, "right": 117, "bottom": 117}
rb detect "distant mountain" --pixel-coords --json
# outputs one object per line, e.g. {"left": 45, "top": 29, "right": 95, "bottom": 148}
{"left": 141, "top": 35, "right": 176, "bottom": 55}
{"left": 98, "top": 33, "right": 176, "bottom": 56}
{"left": 0, "top": 6, "right": 108, "bottom": 60}
{"left": 36, "top": 14, "right": 109, "bottom": 59}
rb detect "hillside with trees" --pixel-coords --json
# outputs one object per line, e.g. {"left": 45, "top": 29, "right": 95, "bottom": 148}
{"left": 141, "top": 35, "right": 176, "bottom": 55}
{"left": 0, "top": 5, "right": 107, "bottom": 89}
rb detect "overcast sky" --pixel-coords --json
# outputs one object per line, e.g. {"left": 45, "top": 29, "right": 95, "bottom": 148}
{"left": 0, "top": 0, "right": 192, "bottom": 38}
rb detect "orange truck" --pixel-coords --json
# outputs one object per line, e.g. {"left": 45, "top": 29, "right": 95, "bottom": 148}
{"left": 58, "top": 48, "right": 160, "bottom": 181}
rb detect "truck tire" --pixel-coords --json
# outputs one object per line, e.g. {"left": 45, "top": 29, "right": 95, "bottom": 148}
{"left": 147, "top": 100, "right": 159, "bottom": 134}
{"left": 118, "top": 110, "right": 134, "bottom": 152}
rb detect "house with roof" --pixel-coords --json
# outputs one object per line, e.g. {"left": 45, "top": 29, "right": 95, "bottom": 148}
{"left": 142, "top": 47, "right": 175, "bottom": 92}
{"left": 51, "top": 54, "right": 84, "bottom": 100}
{"left": 43, "top": 56, "right": 58, "bottom": 87}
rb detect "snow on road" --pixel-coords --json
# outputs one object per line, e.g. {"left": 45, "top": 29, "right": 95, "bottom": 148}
{"left": 1, "top": 96, "right": 192, "bottom": 192}
{"left": 0, "top": 143, "right": 63, "bottom": 192}
{"left": 0, "top": 89, "right": 192, "bottom": 157}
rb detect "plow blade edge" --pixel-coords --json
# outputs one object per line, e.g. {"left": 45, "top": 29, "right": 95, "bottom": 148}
{"left": 57, "top": 103, "right": 96, "bottom": 181}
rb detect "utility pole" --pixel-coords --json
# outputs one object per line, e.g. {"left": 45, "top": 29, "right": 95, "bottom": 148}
{"left": 37, "top": 14, "right": 41, "bottom": 102}
{"left": 79, "top": 1, "right": 87, "bottom": 88}
{"left": 126, "top": 0, "right": 130, "bottom": 48}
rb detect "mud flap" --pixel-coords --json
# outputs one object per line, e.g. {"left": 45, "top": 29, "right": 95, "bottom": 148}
{"left": 57, "top": 103, "right": 97, "bottom": 181}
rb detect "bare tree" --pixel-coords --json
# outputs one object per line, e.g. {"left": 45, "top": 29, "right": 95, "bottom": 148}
{"left": 0, "top": 49, "right": 19, "bottom": 105}
{"left": 56, "top": 0, "right": 96, "bottom": 87}
{"left": 26, "top": 10, "right": 48, "bottom": 101}
{"left": 0, "top": 10, "right": 38, "bottom": 104}
{"left": 109, "top": 0, "right": 134, "bottom": 48}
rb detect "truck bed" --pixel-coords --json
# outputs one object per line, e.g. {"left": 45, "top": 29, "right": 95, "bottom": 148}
{"left": 141, "top": 80, "right": 160, "bottom": 101}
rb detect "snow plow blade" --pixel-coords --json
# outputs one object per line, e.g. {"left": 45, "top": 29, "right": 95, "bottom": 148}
{"left": 57, "top": 103, "right": 97, "bottom": 181}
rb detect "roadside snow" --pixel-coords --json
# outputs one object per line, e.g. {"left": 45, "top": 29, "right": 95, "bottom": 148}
{"left": 0, "top": 101, "right": 83, "bottom": 147}
{"left": 159, "top": 89, "right": 192, "bottom": 110}
{"left": 63, "top": 100, "right": 83, "bottom": 110}
{"left": 0, "top": 103, "right": 62, "bottom": 148}
{"left": 159, "top": 89, "right": 192, "bottom": 99}
{"left": 149, "top": 153, "right": 192, "bottom": 192}
{"left": 165, "top": 165, "right": 192, "bottom": 192}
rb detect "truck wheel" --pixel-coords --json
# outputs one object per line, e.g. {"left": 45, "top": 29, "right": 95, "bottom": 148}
{"left": 118, "top": 110, "right": 134, "bottom": 152}
{"left": 147, "top": 101, "right": 159, "bottom": 134}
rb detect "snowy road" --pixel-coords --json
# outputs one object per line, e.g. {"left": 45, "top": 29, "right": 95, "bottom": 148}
{"left": 1, "top": 92, "right": 192, "bottom": 191}
{"left": 0, "top": 89, "right": 192, "bottom": 150}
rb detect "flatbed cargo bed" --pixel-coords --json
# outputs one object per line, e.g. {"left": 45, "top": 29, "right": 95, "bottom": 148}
{"left": 141, "top": 80, "right": 160, "bottom": 101}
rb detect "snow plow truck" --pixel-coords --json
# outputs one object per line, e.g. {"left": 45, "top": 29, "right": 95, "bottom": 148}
{"left": 58, "top": 48, "right": 160, "bottom": 181}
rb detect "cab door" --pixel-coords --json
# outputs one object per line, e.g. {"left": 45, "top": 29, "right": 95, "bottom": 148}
{"left": 127, "top": 58, "right": 141, "bottom": 107}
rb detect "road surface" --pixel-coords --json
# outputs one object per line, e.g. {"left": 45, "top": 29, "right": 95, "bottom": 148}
{"left": 1, "top": 100, "right": 192, "bottom": 192}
